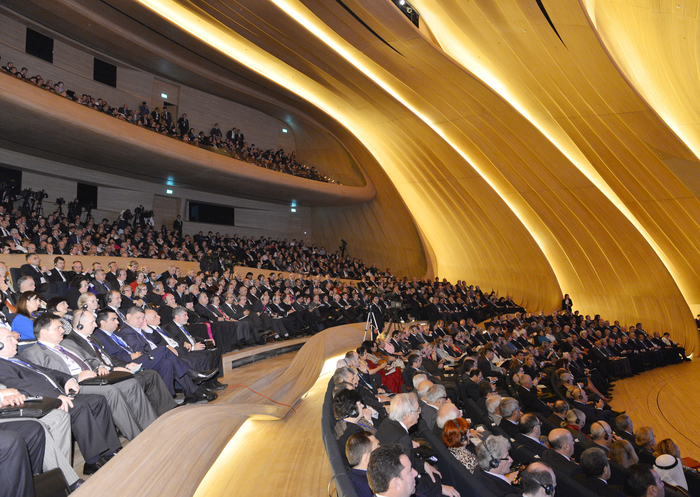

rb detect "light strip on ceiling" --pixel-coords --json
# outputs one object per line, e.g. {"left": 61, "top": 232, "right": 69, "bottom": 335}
{"left": 409, "top": 0, "right": 684, "bottom": 289}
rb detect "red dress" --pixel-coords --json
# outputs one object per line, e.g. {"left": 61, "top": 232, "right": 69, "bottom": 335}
{"left": 368, "top": 353, "right": 404, "bottom": 393}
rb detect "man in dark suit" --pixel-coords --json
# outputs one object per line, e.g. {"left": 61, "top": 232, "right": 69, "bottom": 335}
{"left": 374, "top": 393, "right": 455, "bottom": 497}
{"left": 574, "top": 448, "right": 626, "bottom": 497}
{"left": 177, "top": 113, "right": 189, "bottom": 135}
{"left": 93, "top": 309, "right": 214, "bottom": 404}
{"left": 173, "top": 215, "right": 183, "bottom": 237}
{"left": 46, "top": 256, "right": 69, "bottom": 297}
{"left": 570, "top": 388, "right": 604, "bottom": 431}
{"left": 0, "top": 324, "right": 122, "bottom": 475}
{"left": 474, "top": 435, "right": 523, "bottom": 497}
{"left": 20, "top": 313, "right": 157, "bottom": 441}
{"left": 541, "top": 429, "right": 583, "bottom": 477}
{"left": 19, "top": 253, "right": 51, "bottom": 294}
{"left": 116, "top": 306, "right": 217, "bottom": 401}
{"left": 498, "top": 397, "right": 522, "bottom": 438}
{"left": 161, "top": 107, "right": 172, "bottom": 126}
{"left": 514, "top": 413, "right": 548, "bottom": 457}
{"left": 548, "top": 400, "right": 569, "bottom": 429}
{"left": 145, "top": 307, "right": 225, "bottom": 391}
{"left": 90, "top": 270, "right": 114, "bottom": 296}
{"left": 62, "top": 311, "right": 176, "bottom": 415}
{"left": 518, "top": 375, "right": 552, "bottom": 415}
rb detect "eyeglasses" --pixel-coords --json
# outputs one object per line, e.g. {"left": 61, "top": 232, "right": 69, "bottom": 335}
{"left": 410, "top": 407, "right": 422, "bottom": 413}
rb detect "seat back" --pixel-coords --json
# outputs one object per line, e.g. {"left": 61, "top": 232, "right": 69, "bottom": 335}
{"left": 420, "top": 428, "right": 497, "bottom": 497}
{"left": 322, "top": 378, "right": 358, "bottom": 497}
{"left": 9, "top": 267, "right": 22, "bottom": 292}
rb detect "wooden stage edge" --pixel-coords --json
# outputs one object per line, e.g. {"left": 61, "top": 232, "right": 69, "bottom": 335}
{"left": 73, "top": 322, "right": 367, "bottom": 497}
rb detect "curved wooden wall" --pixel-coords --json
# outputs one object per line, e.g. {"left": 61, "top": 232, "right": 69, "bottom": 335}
{"left": 115, "top": 0, "right": 696, "bottom": 349}
{"left": 405, "top": 0, "right": 700, "bottom": 338}
{"left": 72, "top": 322, "right": 366, "bottom": 497}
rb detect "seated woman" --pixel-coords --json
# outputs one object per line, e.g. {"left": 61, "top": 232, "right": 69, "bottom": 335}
{"left": 443, "top": 418, "right": 478, "bottom": 474}
{"left": 364, "top": 340, "right": 404, "bottom": 393}
{"left": 66, "top": 277, "right": 89, "bottom": 310}
{"left": 563, "top": 408, "right": 588, "bottom": 440}
{"left": 45, "top": 296, "right": 73, "bottom": 334}
{"left": 11, "top": 291, "right": 42, "bottom": 348}
{"left": 635, "top": 426, "right": 658, "bottom": 465}
{"left": 654, "top": 439, "right": 689, "bottom": 493}
{"left": 609, "top": 439, "right": 639, "bottom": 468}
{"left": 332, "top": 388, "right": 376, "bottom": 467}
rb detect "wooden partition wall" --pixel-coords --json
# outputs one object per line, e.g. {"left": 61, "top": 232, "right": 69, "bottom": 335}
{"left": 1, "top": 254, "right": 361, "bottom": 287}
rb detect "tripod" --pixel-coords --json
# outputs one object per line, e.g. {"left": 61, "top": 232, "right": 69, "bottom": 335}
{"left": 364, "top": 310, "right": 379, "bottom": 342}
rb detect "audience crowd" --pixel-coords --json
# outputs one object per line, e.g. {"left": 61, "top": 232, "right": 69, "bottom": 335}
{"left": 328, "top": 301, "right": 696, "bottom": 497}
{"left": 0, "top": 59, "right": 335, "bottom": 184}
{"left": 0, "top": 201, "right": 389, "bottom": 281}
{"left": 0, "top": 197, "right": 696, "bottom": 496}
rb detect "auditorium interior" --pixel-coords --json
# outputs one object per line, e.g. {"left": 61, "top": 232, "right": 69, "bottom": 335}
{"left": 2, "top": 0, "right": 700, "bottom": 495}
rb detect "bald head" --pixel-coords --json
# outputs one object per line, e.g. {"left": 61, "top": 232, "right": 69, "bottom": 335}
{"left": 548, "top": 429, "right": 574, "bottom": 457}
{"left": 416, "top": 380, "right": 433, "bottom": 400}
{"left": 436, "top": 402, "right": 460, "bottom": 429}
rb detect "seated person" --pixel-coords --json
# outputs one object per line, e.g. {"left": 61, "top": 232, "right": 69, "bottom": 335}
{"left": 366, "top": 444, "right": 417, "bottom": 497}
{"left": 346, "top": 431, "right": 380, "bottom": 497}
{"left": 443, "top": 418, "right": 478, "bottom": 473}
{"left": 333, "top": 388, "right": 376, "bottom": 466}
{"left": 574, "top": 447, "right": 625, "bottom": 497}
{"left": 11, "top": 291, "right": 42, "bottom": 342}
{"left": 625, "top": 463, "right": 667, "bottom": 497}
{"left": 474, "top": 435, "right": 522, "bottom": 497}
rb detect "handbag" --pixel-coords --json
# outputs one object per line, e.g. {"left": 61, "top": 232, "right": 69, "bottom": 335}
{"left": 79, "top": 370, "right": 134, "bottom": 386}
{"left": 0, "top": 396, "right": 62, "bottom": 418}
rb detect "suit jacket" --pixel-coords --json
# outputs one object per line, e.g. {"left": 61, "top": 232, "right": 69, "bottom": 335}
{"left": 518, "top": 386, "right": 551, "bottom": 414}
{"left": 513, "top": 433, "right": 548, "bottom": 456}
{"left": 19, "top": 342, "right": 96, "bottom": 380}
{"left": 474, "top": 469, "right": 523, "bottom": 497}
{"left": 20, "top": 264, "right": 49, "bottom": 292}
{"left": 163, "top": 321, "right": 202, "bottom": 349}
{"left": 0, "top": 356, "right": 73, "bottom": 397}
{"left": 91, "top": 280, "right": 113, "bottom": 295}
{"left": 573, "top": 474, "right": 625, "bottom": 497}
{"left": 92, "top": 328, "right": 135, "bottom": 364}
{"left": 116, "top": 324, "right": 158, "bottom": 354}
{"left": 541, "top": 449, "right": 583, "bottom": 477}
{"left": 62, "top": 330, "right": 126, "bottom": 368}
{"left": 499, "top": 418, "right": 521, "bottom": 438}
{"left": 375, "top": 418, "right": 415, "bottom": 465}
{"left": 420, "top": 403, "right": 439, "bottom": 430}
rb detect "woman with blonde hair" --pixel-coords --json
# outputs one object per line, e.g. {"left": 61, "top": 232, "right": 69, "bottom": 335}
{"left": 654, "top": 438, "right": 689, "bottom": 492}
{"left": 609, "top": 439, "right": 639, "bottom": 468}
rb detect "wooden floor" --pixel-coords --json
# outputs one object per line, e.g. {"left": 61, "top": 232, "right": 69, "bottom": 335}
{"left": 608, "top": 357, "right": 700, "bottom": 462}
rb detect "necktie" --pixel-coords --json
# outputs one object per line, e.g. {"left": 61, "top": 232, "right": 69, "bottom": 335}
{"left": 138, "top": 330, "right": 158, "bottom": 350}
{"left": 86, "top": 336, "right": 113, "bottom": 366}
{"left": 57, "top": 345, "right": 91, "bottom": 372}
{"left": 3, "top": 357, "right": 63, "bottom": 392}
